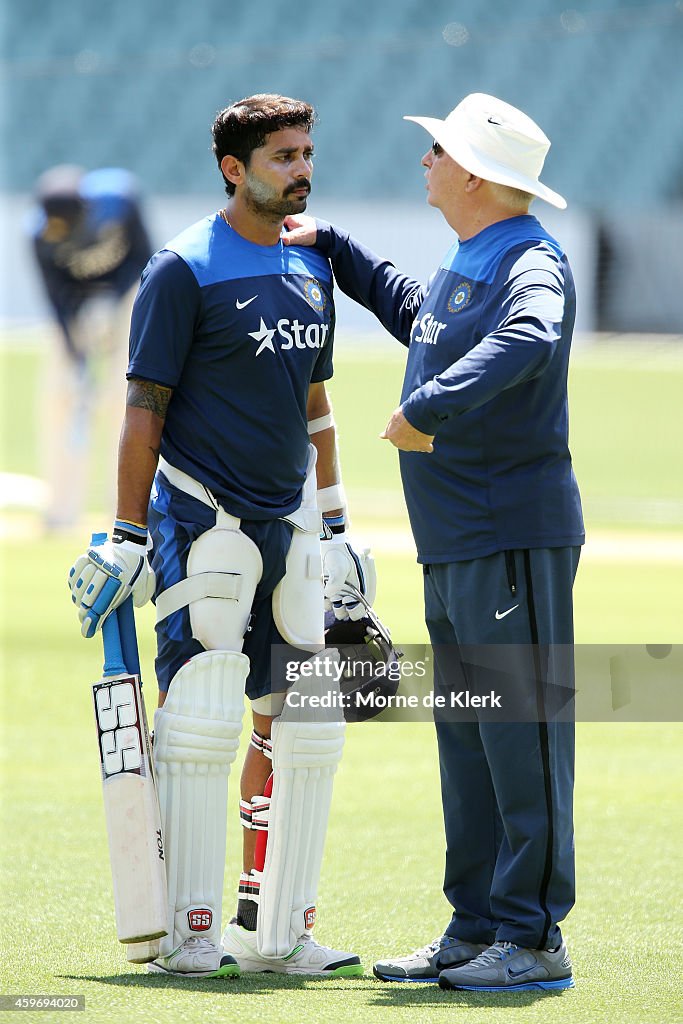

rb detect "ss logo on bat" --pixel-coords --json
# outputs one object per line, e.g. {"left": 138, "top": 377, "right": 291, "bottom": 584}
{"left": 94, "top": 680, "right": 143, "bottom": 775}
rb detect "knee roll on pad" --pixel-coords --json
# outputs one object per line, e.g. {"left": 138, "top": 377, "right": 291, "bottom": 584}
{"left": 154, "top": 649, "right": 247, "bottom": 953}
{"left": 257, "top": 649, "right": 345, "bottom": 957}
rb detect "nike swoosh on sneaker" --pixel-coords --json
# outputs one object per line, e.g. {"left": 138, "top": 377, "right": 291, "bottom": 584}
{"left": 236, "top": 295, "right": 258, "bottom": 309}
{"left": 495, "top": 604, "right": 519, "bottom": 620}
{"left": 507, "top": 964, "right": 540, "bottom": 979}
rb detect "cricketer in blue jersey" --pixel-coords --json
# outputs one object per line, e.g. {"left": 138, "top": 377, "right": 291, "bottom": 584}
{"left": 30, "top": 165, "right": 152, "bottom": 529}
{"left": 285, "top": 93, "right": 583, "bottom": 993}
{"left": 31, "top": 165, "right": 151, "bottom": 362}
{"left": 68, "top": 95, "right": 372, "bottom": 981}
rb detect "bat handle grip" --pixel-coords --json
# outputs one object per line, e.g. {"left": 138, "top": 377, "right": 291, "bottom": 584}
{"left": 117, "top": 596, "right": 141, "bottom": 678}
{"left": 102, "top": 607, "right": 127, "bottom": 677}
{"left": 90, "top": 531, "right": 126, "bottom": 677}
{"left": 90, "top": 532, "right": 141, "bottom": 681}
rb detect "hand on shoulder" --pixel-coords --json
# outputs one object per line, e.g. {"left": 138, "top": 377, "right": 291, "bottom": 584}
{"left": 283, "top": 215, "right": 317, "bottom": 247}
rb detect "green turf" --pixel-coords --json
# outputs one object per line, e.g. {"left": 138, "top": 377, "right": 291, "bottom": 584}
{"left": 1, "top": 345, "right": 40, "bottom": 476}
{"left": 1, "top": 336, "right": 682, "bottom": 1022}
{"left": 0, "top": 539, "right": 681, "bottom": 1023}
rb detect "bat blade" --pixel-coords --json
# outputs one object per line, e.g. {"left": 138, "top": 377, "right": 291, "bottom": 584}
{"left": 93, "top": 601, "right": 167, "bottom": 946}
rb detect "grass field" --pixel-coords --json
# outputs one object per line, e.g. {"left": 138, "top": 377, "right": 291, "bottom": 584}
{"left": 1, "top": 333, "right": 682, "bottom": 1023}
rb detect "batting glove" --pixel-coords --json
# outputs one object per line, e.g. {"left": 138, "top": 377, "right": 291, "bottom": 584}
{"left": 321, "top": 529, "right": 377, "bottom": 622}
{"left": 68, "top": 521, "right": 156, "bottom": 638}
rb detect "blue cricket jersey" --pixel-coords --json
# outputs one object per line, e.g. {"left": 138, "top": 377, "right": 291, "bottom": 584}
{"left": 317, "top": 215, "right": 584, "bottom": 562}
{"left": 128, "top": 213, "right": 335, "bottom": 519}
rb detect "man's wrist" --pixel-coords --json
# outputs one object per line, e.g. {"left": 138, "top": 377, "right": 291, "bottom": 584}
{"left": 317, "top": 482, "right": 346, "bottom": 514}
{"left": 402, "top": 391, "right": 443, "bottom": 435}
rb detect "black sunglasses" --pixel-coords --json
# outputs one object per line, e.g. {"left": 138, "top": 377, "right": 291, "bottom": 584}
{"left": 431, "top": 140, "right": 444, "bottom": 156}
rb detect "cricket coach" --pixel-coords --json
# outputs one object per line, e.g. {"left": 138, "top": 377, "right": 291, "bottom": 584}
{"left": 285, "top": 93, "right": 584, "bottom": 992}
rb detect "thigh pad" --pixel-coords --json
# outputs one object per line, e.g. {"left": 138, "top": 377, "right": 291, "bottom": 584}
{"left": 155, "top": 509, "right": 263, "bottom": 652}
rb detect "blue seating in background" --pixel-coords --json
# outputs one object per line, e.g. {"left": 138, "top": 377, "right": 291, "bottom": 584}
{"left": 4, "top": 0, "right": 682, "bottom": 207}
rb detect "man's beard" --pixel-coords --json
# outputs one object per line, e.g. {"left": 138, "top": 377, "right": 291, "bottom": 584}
{"left": 244, "top": 173, "right": 310, "bottom": 219}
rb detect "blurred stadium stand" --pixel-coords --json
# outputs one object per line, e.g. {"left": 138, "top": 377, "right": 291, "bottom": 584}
{"left": 2, "top": 0, "right": 683, "bottom": 331}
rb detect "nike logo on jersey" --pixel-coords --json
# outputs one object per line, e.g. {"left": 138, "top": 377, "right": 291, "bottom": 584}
{"left": 495, "top": 604, "right": 519, "bottom": 620}
{"left": 248, "top": 317, "right": 330, "bottom": 357}
{"left": 236, "top": 295, "right": 258, "bottom": 309}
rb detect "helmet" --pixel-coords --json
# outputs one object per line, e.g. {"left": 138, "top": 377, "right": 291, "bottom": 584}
{"left": 325, "top": 586, "right": 402, "bottom": 722}
{"left": 35, "top": 164, "right": 85, "bottom": 222}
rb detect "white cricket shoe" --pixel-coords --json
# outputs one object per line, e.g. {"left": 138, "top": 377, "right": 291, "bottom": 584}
{"left": 147, "top": 936, "right": 240, "bottom": 978}
{"left": 221, "top": 922, "right": 363, "bottom": 977}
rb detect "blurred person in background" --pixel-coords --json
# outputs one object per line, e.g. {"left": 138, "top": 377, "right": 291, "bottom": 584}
{"left": 285, "top": 92, "right": 583, "bottom": 994}
{"left": 29, "top": 164, "right": 152, "bottom": 531}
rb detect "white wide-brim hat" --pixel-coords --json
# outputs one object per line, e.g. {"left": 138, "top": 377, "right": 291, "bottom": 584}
{"left": 404, "top": 92, "right": 567, "bottom": 210}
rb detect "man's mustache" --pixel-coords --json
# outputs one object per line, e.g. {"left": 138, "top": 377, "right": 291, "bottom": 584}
{"left": 285, "top": 179, "right": 311, "bottom": 196}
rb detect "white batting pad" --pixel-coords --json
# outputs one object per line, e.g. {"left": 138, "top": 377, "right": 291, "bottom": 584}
{"left": 154, "top": 650, "right": 246, "bottom": 953}
{"left": 257, "top": 650, "right": 345, "bottom": 957}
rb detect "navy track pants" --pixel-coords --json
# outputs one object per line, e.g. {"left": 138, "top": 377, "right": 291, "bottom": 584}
{"left": 423, "top": 546, "right": 580, "bottom": 949}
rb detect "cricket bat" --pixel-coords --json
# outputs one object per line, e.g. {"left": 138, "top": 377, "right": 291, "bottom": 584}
{"left": 92, "top": 578, "right": 167, "bottom": 953}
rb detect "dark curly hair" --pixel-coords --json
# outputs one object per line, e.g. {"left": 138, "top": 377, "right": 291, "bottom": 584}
{"left": 212, "top": 94, "right": 316, "bottom": 196}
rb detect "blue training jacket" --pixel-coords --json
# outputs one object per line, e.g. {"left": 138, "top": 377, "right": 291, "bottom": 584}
{"left": 317, "top": 215, "right": 584, "bottom": 563}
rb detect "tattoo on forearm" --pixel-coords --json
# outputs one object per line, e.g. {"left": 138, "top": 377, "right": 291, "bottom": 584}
{"left": 127, "top": 379, "right": 172, "bottom": 419}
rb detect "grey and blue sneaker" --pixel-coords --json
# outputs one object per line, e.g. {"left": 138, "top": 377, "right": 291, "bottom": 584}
{"left": 373, "top": 935, "right": 488, "bottom": 982}
{"left": 438, "top": 940, "right": 574, "bottom": 992}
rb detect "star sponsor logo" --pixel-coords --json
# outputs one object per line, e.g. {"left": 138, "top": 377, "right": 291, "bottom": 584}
{"left": 303, "top": 278, "right": 326, "bottom": 313}
{"left": 249, "top": 318, "right": 277, "bottom": 356}
{"left": 248, "top": 316, "right": 330, "bottom": 357}
{"left": 412, "top": 311, "right": 447, "bottom": 345}
{"left": 447, "top": 281, "right": 473, "bottom": 313}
